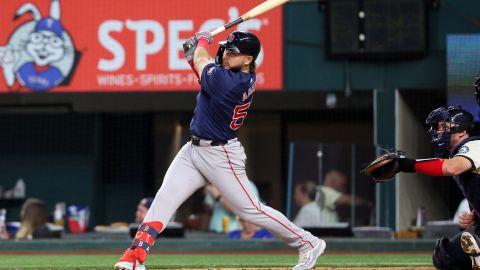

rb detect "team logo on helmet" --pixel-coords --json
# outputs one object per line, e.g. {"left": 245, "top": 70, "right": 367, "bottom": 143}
{"left": 227, "top": 33, "right": 235, "bottom": 43}
{"left": 0, "top": 0, "right": 80, "bottom": 92}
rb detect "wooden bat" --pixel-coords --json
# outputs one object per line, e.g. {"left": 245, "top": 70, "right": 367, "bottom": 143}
{"left": 183, "top": 0, "right": 289, "bottom": 51}
{"left": 210, "top": 0, "right": 289, "bottom": 36}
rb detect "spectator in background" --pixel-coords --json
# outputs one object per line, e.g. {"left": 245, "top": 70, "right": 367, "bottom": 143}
{"left": 0, "top": 228, "right": 8, "bottom": 240}
{"left": 293, "top": 171, "right": 371, "bottom": 227}
{"left": 15, "top": 198, "right": 51, "bottom": 240}
{"left": 323, "top": 170, "right": 348, "bottom": 193}
{"left": 317, "top": 170, "right": 371, "bottom": 224}
{"left": 316, "top": 170, "right": 347, "bottom": 224}
{"left": 135, "top": 197, "right": 154, "bottom": 224}
{"left": 204, "top": 181, "right": 259, "bottom": 233}
{"left": 228, "top": 218, "right": 274, "bottom": 239}
{"left": 293, "top": 181, "right": 323, "bottom": 227}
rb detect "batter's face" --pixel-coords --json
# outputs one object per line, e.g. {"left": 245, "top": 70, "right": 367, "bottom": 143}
{"left": 222, "top": 49, "right": 253, "bottom": 72}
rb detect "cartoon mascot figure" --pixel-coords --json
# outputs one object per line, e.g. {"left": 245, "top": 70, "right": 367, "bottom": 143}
{"left": 0, "top": 0, "right": 77, "bottom": 92}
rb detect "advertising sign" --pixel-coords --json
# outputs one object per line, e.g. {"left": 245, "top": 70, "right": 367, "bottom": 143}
{"left": 0, "top": 0, "right": 283, "bottom": 92}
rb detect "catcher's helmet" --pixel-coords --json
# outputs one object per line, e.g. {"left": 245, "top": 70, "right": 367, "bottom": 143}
{"left": 425, "top": 105, "right": 474, "bottom": 152}
{"left": 215, "top": 31, "right": 261, "bottom": 66}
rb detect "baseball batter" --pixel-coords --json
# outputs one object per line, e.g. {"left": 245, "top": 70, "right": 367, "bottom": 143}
{"left": 114, "top": 30, "right": 326, "bottom": 270}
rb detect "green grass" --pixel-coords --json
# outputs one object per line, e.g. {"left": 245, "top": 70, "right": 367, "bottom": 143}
{"left": 0, "top": 254, "right": 432, "bottom": 269}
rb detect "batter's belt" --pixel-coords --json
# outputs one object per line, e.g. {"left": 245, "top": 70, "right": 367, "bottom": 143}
{"left": 191, "top": 135, "right": 237, "bottom": 146}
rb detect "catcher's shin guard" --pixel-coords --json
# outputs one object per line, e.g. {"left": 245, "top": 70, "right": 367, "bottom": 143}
{"left": 461, "top": 232, "right": 480, "bottom": 270}
{"left": 116, "top": 222, "right": 163, "bottom": 267}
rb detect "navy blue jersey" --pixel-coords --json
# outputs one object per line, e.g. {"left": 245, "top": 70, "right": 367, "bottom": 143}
{"left": 190, "top": 63, "right": 256, "bottom": 141}
{"left": 450, "top": 136, "right": 480, "bottom": 220}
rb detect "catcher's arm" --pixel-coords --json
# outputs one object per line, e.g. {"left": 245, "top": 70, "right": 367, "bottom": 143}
{"left": 362, "top": 149, "right": 463, "bottom": 183}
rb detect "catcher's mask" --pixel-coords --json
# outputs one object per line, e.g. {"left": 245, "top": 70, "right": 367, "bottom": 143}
{"left": 425, "top": 105, "right": 474, "bottom": 156}
{"left": 215, "top": 31, "right": 261, "bottom": 68}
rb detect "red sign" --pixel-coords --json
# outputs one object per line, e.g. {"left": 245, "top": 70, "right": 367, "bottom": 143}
{"left": 0, "top": 0, "right": 283, "bottom": 92}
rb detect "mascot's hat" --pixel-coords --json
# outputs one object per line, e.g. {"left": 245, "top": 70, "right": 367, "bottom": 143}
{"left": 34, "top": 17, "right": 64, "bottom": 38}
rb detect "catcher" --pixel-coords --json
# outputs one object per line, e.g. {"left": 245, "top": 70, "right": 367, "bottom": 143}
{"left": 365, "top": 105, "right": 480, "bottom": 270}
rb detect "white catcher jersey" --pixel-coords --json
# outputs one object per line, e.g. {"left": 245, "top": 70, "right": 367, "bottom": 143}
{"left": 454, "top": 140, "right": 480, "bottom": 174}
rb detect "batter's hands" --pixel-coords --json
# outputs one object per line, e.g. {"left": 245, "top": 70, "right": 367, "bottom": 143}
{"left": 183, "top": 37, "right": 197, "bottom": 61}
{"left": 183, "top": 31, "right": 212, "bottom": 60}
{"left": 458, "top": 210, "right": 475, "bottom": 229}
{"left": 195, "top": 31, "right": 213, "bottom": 44}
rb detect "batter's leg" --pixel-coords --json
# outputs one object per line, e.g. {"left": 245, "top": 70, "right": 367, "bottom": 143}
{"left": 115, "top": 142, "right": 207, "bottom": 270}
{"left": 193, "top": 142, "right": 320, "bottom": 252}
{"left": 144, "top": 144, "right": 207, "bottom": 226}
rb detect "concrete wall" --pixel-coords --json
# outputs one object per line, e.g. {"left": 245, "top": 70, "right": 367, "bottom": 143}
{"left": 396, "top": 91, "right": 450, "bottom": 231}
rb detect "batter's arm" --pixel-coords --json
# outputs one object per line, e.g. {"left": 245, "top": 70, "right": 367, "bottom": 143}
{"left": 192, "top": 32, "right": 214, "bottom": 78}
{"left": 193, "top": 46, "right": 212, "bottom": 77}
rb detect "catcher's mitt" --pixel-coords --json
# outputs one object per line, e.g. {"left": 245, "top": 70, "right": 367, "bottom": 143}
{"left": 363, "top": 149, "right": 406, "bottom": 183}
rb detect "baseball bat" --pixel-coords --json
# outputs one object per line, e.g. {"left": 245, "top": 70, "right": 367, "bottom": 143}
{"left": 210, "top": 0, "right": 289, "bottom": 36}
{"left": 183, "top": 0, "right": 289, "bottom": 51}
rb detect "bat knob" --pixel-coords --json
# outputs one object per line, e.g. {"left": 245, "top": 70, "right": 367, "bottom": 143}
{"left": 183, "top": 43, "right": 192, "bottom": 52}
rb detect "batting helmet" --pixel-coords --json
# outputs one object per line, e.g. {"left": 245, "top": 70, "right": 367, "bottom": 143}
{"left": 215, "top": 31, "right": 261, "bottom": 66}
{"left": 425, "top": 105, "right": 474, "bottom": 152}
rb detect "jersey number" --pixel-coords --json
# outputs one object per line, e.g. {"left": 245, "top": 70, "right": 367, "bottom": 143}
{"left": 230, "top": 102, "right": 251, "bottom": 130}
